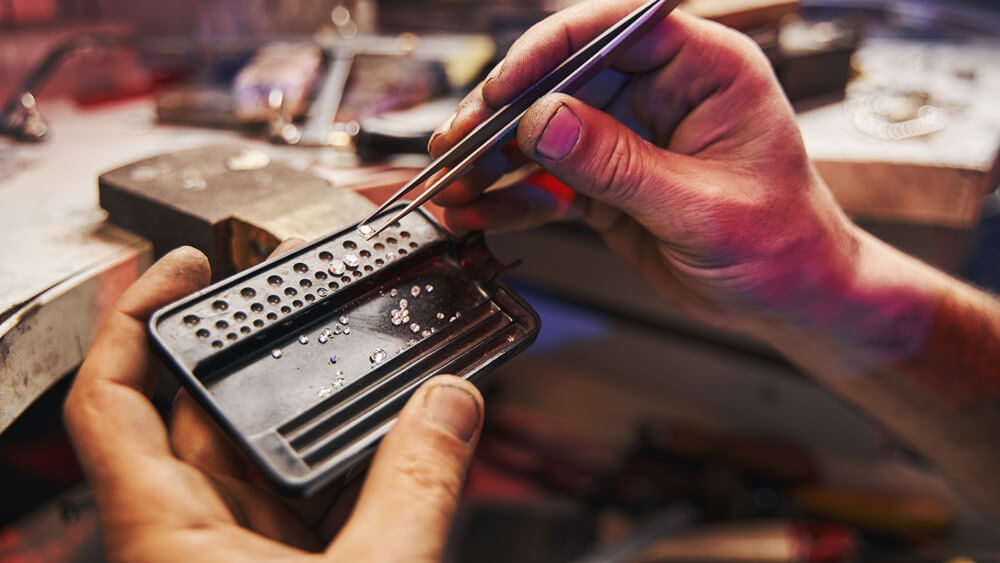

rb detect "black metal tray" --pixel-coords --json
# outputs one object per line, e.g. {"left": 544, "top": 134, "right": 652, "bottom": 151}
{"left": 149, "top": 204, "right": 540, "bottom": 495}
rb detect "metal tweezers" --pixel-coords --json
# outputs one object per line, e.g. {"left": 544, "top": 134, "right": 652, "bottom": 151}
{"left": 356, "top": 0, "right": 681, "bottom": 240}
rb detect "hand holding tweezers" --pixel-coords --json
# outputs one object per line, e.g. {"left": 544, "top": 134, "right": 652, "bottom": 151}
{"left": 356, "top": 0, "right": 681, "bottom": 240}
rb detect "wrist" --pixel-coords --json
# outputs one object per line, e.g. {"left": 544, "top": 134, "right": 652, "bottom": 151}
{"left": 762, "top": 225, "right": 943, "bottom": 367}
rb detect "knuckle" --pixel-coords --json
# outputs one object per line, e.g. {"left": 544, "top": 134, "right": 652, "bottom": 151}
{"left": 390, "top": 448, "right": 463, "bottom": 506}
{"left": 589, "top": 131, "right": 643, "bottom": 204}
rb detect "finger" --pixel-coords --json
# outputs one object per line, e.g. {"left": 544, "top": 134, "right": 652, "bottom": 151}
{"left": 272, "top": 237, "right": 306, "bottom": 257}
{"left": 481, "top": 0, "right": 683, "bottom": 106}
{"left": 429, "top": 143, "right": 526, "bottom": 207}
{"left": 65, "top": 246, "right": 211, "bottom": 477}
{"left": 170, "top": 389, "right": 248, "bottom": 478}
{"left": 168, "top": 238, "right": 303, "bottom": 478}
{"left": 516, "top": 93, "right": 702, "bottom": 233}
{"left": 429, "top": 67, "right": 629, "bottom": 207}
{"left": 329, "top": 375, "right": 483, "bottom": 560}
{"left": 441, "top": 176, "right": 583, "bottom": 234}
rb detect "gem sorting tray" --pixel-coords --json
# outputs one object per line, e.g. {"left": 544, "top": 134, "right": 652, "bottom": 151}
{"left": 149, "top": 204, "right": 539, "bottom": 495}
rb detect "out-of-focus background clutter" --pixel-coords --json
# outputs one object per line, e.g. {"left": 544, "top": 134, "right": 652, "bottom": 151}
{"left": 2, "top": 0, "right": 1000, "bottom": 561}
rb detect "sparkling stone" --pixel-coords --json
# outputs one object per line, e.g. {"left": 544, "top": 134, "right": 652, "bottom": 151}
{"left": 317, "top": 287, "right": 329, "bottom": 297}
{"left": 333, "top": 325, "right": 343, "bottom": 335}
{"left": 421, "top": 329, "right": 431, "bottom": 338}
{"left": 385, "top": 252, "right": 396, "bottom": 261}
{"left": 410, "top": 285, "right": 421, "bottom": 297}
{"left": 298, "top": 335, "right": 309, "bottom": 344}
{"left": 328, "top": 260, "right": 346, "bottom": 275}
{"left": 339, "top": 315, "right": 349, "bottom": 325}
{"left": 343, "top": 254, "right": 360, "bottom": 268}
{"left": 409, "top": 323, "right": 420, "bottom": 333}
{"left": 407, "top": 339, "right": 417, "bottom": 346}
{"left": 271, "top": 348, "right": 283, "bottom": 359}
{"left": 317, "top": 387, "right": 333, "bottom": 398}
{"left": 357, "top": 224, "right": 374, "bottom": 239}
{"left": 321, "top": 328, "right": 333, "bottom": 338}
{"left": 436, "top": 312, "right": 445, "bottom": 320}
{"left": 370, "top": 348, "right": 387, "bottom": 364}
{"left": 318, "top": 334, "right": 329, "bottom": 344}
{"left": 333, "top": 376, "right": 345, "bottom": 388}
{"left": 390, "top": 288, "right": 398, "bottom": 297}
{"left": 343, "top": 327, "right": 351, "bottom": 334}
{"left": 391, "top": 317, "right": 403, "bottom": 326}
{"left": 425, "top": 284, "right": 434, "bottom": 293}
{"left": 399, "top": 299, "right": 408, "bottom": 310}
{"left": 455, "top": 311, "right": 462, "bottom": 318}
{"left": 329, "top": 354, "right": 338, "bottom": 364}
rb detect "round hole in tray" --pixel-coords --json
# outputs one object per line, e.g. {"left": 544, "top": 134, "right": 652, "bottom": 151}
{"left": 300, "top": 279, "right": 312, "bottom": 288}
{"left": 266, "top": 312, "right": 278, "bottom": 321}
{"left": 293, "top": 262, "right": 309, "bottom": 274}
{"left": 253, "top": 319, "right": 264, "bottom": 328}
{"left": 315, "top": 271, "right": 328, "bottom": 281}
{"left": 251, "top": 302, "right": 264, "bottom": 313}
{"left": 212, "top": 300, "right": 229, "bottom": 312}
{"left": 284, "top": 287, "right": 297, "bottom": 297}
{"left": 318, "top": 251, "right": 333, "bottom": 262}
{"left": 196, "top": 328, "right": 210, "bottom": 339}
{"left": 280, "top": 305, "right": 292, "bottom": 314}
{"left": 267, "top": 275, "right": 283, "bottom": 287}
{"left": 183, "top": 314, "right": 200, "bottom": 326}
{"left": 211, "top": 340, "right": 223, "bottom": 349}
{"left": 215, "top": 320, "right": 229, "bottom": 330}
{"left": 267, "top": 295, "right": 280, "bottom": 305}
{"left": 233, "top": 311, "right": 247, "bottom": 321}
{"left": 241, "top": 287, "right": 257, "bottom": 298}
{"left": 343, "top": 240, "right": 357, "bottom": 250}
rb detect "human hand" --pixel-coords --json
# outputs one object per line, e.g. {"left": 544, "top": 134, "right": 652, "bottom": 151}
{"left": 429, "top": 1, "right": 865, "bottom": 334}
{"left": 64, "top": 244, "right": 483, "bottom": 562}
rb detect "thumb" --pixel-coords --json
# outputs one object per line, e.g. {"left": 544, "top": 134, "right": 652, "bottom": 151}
{"left": 328, "top": 375, "right": 483, "bottom": 561}
{"left": 517, "top": 93, "right": 692, "bottom": 227}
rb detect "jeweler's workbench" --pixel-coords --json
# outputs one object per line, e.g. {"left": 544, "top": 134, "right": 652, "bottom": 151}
{"left": 0, "top": 99, "right": 381, "bottom": 433}
{"left": 2, "top": 33, "right": 1000, "bottom": 435}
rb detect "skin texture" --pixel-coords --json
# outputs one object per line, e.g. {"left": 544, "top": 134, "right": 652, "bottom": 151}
{"left": 64, "top": 242, "right": 484, "bottom": 562}
{"left": 430, "top": 1, "right": 1000, "bottom": 514}
{"left": 63, "top": 2, "right": 1000, "bottom": 558}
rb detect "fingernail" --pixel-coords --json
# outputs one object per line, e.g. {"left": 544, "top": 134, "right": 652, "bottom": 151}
{"left": 484, "top": 59, "right": 504, "bottom": 86}
{"left": 424, "top": 384, "right": 480, "bottom": 442}
{"left": 535, "top": 104, "right": 581, "bottom": 161}
{"left": 428, "top": 111, "right": 457, "bottom": 155}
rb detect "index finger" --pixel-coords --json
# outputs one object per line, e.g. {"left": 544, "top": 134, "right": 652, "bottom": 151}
{"left": 481, "top": 0, "right": 682, "bottom": 107}
{"left": 64, "top": 246, "right": 211, "bottom": 481}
